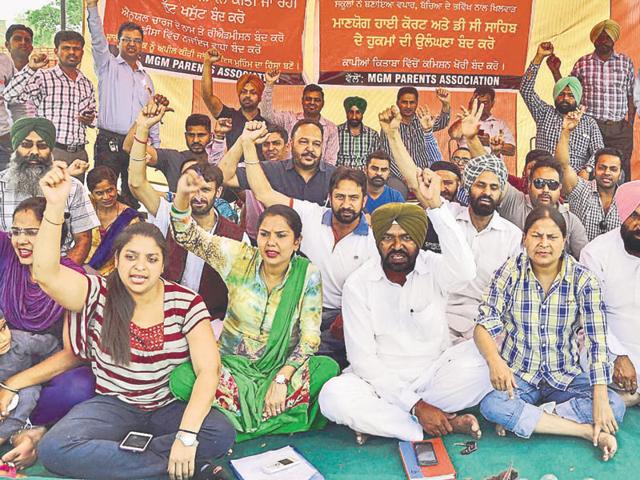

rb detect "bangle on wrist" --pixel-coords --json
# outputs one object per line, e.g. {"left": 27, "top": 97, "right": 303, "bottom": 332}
{"left": 170, "top": 204, "right": 191, "bottom": 216}
{"left": 0, "top": 382, "right": 19, "bottom": 394}
{"left": 133, "top": 135, "right": 148, "bottom": 145}
{"left": 244, "top": 159, "right": 260, "bottom": 165}
{"left": 178, "top": 428, "right": 198, "bottom": 436}
{"left": 130, "top": 157, "right": 146, "bottom": 162}
{"left": 44, "top": 215, "right": 64, "bottom": 226}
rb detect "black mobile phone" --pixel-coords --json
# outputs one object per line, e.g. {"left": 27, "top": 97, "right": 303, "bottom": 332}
{"left": 414, "top": 442, "right": 438, "bottom": 467}
{"left": 119, "top": 431, "right": 153, "bottom": 453}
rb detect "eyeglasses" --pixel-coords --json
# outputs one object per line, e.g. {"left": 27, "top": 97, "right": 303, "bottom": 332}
{"left": 120, "top": 37, "right": 142, "bottom": 45}
{"left": 531, "top": 178, "right": 560, "bottom": 191}
{"left": 451, "top": 156, "right": 469, "bottom": 164}
{"left": 9, "top": 227, "right": 39, "bottom": 238}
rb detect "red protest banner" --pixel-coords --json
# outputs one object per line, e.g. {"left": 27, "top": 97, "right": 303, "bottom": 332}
{"left": 101, "top": 0, "right": 307, "bottom": 84}
{"left": 318, "top": 0, "right": 534, "bottom": 89}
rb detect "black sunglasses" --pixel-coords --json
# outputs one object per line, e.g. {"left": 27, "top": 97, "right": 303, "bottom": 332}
{"left": 532, "top": 178, "right": 560, "bottom": 191}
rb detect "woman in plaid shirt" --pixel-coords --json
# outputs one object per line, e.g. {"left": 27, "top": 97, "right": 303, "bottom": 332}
{"left": 474, "top": 206, "right": 625, "bottom": 461}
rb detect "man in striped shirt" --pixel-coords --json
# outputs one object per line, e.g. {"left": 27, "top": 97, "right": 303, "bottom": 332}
{"left": 4, "top": 31, "right": 96, "bottom": 181}
{"left": 337, "top": 96, "right": 380, "bottom": 170}
{"left": 380, "top": 86, "right": 451, "bottom": 180}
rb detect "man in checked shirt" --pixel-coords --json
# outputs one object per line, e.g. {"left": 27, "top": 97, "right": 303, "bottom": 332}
{"left": 4, "top": 31, "right": 96, "bottom": 183}
{"left": 474, "top": 206, "right": 625, "bottom": 462}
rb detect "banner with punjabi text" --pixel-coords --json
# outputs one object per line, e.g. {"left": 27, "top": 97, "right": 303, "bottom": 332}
{"left": 101, "top": 0, "right": 307, "bottom": 84}
{"left": 318, "top": 0, "right": 534, "bottom": 89}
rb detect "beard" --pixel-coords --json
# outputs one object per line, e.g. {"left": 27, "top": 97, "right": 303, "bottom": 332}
{"left": 382, "top": 248, "right": 419, "bottom": 273}
{"left": 190, "top": 198, "right": 215, "bottom": 216}
{"left": 470, "top": 194, "right": 497, "bottom": 216}
{"left": 555, "top": 100, "right": 577, "bottom": 114}
{"left": 621, "top": 223, "right": 640, "bottom": 253}
{"left": 333, "top": 206, "right": 360, "bottom": 224}
{"left": 7, "top": 151, "right": 52, "bottom": 197}
{"left": 368, "top": 175, "right": 386, "bottom": 188}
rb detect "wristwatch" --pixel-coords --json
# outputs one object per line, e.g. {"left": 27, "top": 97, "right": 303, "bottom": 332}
{"left": 176, "top": 431, "right": 199, "bottom": 448}
{"left": 274, "top": 374, "right": 289, "bottom": 385}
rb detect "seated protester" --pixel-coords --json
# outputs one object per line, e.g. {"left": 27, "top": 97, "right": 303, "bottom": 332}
{"left": 319, "top": 177, "right": 493, "bottom": 442}
{"left": 123, "top": 108, "right": 212, "bottom": 193}
{"left": 30, "top": 162, "right": 235, "bottom": 479}
{"left": 508, "top": 149, "right": 548, "bottom": 194}
{"left": 0, "top": 197, "right": 94, "bottom": 467}
{"left": 556, "top": 108, "right": 622, "bottom": 241}
{"left": 475, "top": 206, "right": 625, "bottom": 462}
{"left": 217, "top": 118, "right": 336, "bottom": 215}
{"left": 581, "top": 181, "right": 640, "bottom": 407}
{"left": 208, "top": 123, "right": 291, "bottom": 242}
{"left": 461, "top": 100, "right": 589, "bottom": 258}
{"left": 85, "top": 166, "right": 142, "bottom": 276}
{"left": 261, "top": 70, "right": 339, "bottom": 165}
{"left": 380, "top": 106, "right": 522, "bottom": 342}
{"left": 238, "top": 121, "right": 379, "bottom": 369}
{"left": 0, "top": 118, "right": 99, "bottom": 265}
{"left": 128, "top": 101, "right": 247, "bottom": 322}
{"left": 168, "top": 171, "right": 339, "bottom": 441}
{"left": 363, "top": 150, "right": 405, "bottom": 215}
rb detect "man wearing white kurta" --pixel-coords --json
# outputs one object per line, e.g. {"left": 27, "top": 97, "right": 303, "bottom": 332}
{"left": 319, "top": 171, "right": 493, "bottom": 441}
{"left": 379, "top": 104, "right": 522, "bottom": 343}
{"left": 580, "top": 180, "right": 640, "bottom": 405}
{"left": 446, "top": 155, "right": 523, "bottom": 342}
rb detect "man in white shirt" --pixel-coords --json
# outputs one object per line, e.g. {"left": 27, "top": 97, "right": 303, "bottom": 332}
{"left": 319, "top": 173, "right": 492, "bottom": 441}
{"left": 380, "top": 104, "right": 522, "bottom": 342}
{"left": 238, "top": 120, "right": 379, "bottom": 368}
{"left": 580, "top": 180, "right": 640, "bottom": 406}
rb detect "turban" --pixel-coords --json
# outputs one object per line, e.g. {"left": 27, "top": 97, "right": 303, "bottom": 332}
{"left": 343, "top": 96, "right": 367, "bottom": 113}
{"left": 615, "top": 180, "right": 640, "bottom": 223}
{"left": 590, "top": 19, "right": 621, "bottom": 44}
{"left": 10, "top": 117, "right": 56, "bottom": 151}
{"left": 236, "top": 74, "right": 264, "bottom": 99}
{"left": 553, "top": 77, "right": 583, "bottom": 105}
{"left": 462, "top": 154, "right": 508, "bottom": 192}
{"left": 371, "top": 202, "right": 428, "bottom": 248}
{"left": 431, "top": 161, "right": 461, "bottom": 180}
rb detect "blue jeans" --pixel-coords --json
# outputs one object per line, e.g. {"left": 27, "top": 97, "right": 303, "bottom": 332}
{"left": 38, "top": 395, "right": 236, "bottom": 480}
{"left": 479, "top": 372, "right": 625, "bottom": 439}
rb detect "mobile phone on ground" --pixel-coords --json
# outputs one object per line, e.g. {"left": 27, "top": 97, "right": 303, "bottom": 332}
{"left": 119, "top": 431, "right": 153, "bottom": 453}
{"left": 414, "top": 441, "right": 438, "bottom": 466}
{"left": 260, "top": 456, "right": 300, "bottom": 475}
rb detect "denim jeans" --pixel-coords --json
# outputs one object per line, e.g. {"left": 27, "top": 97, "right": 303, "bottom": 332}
{"left": 38, "top": 395, "right": 236, "bottom": 480}
{"left": 479, "top": 372, "right": 626, "bottom": 439}
{"left": 0, "top": 330, "right": 59, "bottom": 439}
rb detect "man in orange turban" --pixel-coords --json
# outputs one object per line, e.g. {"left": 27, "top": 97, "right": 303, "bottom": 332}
{"left": 201, "top": 48, "right": 267, "bottom": 148}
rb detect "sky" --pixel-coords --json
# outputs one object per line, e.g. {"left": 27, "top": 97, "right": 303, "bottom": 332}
{"left": 1, "top": 0, "right": 51, "bottom": 24}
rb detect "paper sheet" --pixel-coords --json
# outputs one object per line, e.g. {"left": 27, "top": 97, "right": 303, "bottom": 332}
{"left": 229, "top": 445, "right": 323, "bottom": 480}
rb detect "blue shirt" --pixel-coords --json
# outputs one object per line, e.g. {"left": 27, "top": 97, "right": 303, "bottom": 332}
{"left": 87, "top": 6, "right": 159, "bottom": 146}
{"left": 364, "top": 185, "right": 405, "bottom": 214}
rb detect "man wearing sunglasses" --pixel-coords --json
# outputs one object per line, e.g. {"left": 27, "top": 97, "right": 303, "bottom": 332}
{"left": 556, "top": 109, "right": 622, "bottom": 241}
{"left": 461, "top": 101, "right": 589, "bottom": 258}
{"left": 86, "top": 0, "right": 157, "bottom": 207}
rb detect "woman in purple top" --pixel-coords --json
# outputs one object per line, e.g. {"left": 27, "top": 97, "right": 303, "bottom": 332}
{"left": 0, "top": 197, "right": 94, "bottom": 470}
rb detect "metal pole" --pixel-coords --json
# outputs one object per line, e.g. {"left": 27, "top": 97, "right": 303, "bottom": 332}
{"left": 61, "top": 0, "right": 67, "bottom": 30}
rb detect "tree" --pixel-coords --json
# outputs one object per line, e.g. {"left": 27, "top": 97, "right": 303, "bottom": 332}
{"left": 15, "top": 0, "right": 83, "bottom": 47}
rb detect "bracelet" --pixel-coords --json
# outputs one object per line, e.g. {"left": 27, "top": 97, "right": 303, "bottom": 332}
{"left": 170, "top": 204, "right": 191, "bottom": 217}
{"left": 244, "top": 160, "right": 260, "bottom": 165}
{"left": 44, "top": 215, "right": 64, "bottom": 226}
{"left": 130, "top": 157, "right": 147, "bottom": 162}
{"left": 133, "top": 135, "right": 148, "bottom": 145}
{"left": 0, "top": 382, "right": 19, "bottom": 394}
{"left": 178, "top": 428, "right": 198, "bottom": 436}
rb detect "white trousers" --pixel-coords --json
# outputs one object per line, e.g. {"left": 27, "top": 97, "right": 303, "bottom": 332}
{"left": 319, "top": 341, "right": 493, "bottom": 441}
